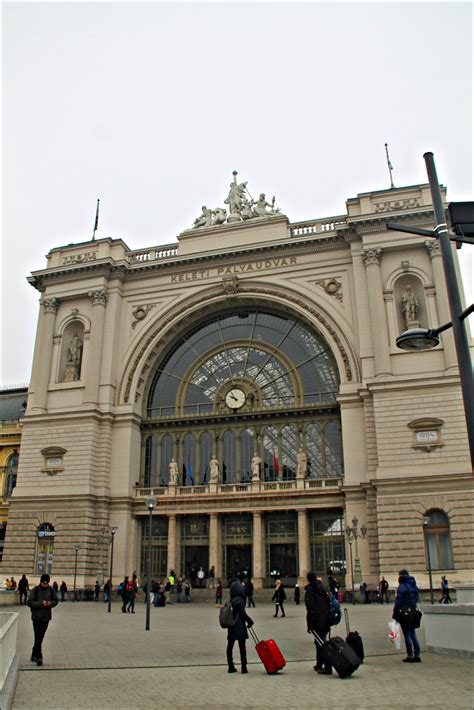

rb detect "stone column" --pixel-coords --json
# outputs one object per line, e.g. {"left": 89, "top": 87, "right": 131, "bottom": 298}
{"left": 297, "top": 509, "right": 310, "bottom": 586}
{"left": 425, "top": 240, "right": 457, "bottom": 370}
{"left": 252, "top": 511, "right": 265, "bottom": 589}
{"left": 209, "top": 513, "right": 220, "bottom": 578}
{"left": 167, "top": 514, "right": 177, "bottom": 573}
{"left": 84, "top": 288, "right": 108, "bottom": 404}
{"left": 30, "top": 297, "right": 59, "bottom": 412}
{"left": 362, "top": 247, "right": 391, "bottom": 376}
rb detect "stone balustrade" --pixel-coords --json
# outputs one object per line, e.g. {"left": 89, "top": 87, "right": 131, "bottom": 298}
{"left": 135, "top": 477, "right": 343, "bottom": 499}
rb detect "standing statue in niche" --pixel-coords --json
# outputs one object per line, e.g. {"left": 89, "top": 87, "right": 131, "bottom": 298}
{"left": 401, "top": 284, "right": 419, "bottom": 328}
{"left": 209, "top": 457, "right": 219, "bottom": 484}
{"left": 168, "top": 458, "right": 179, "bottom": 486}
{"left": 251, "top": 452, "right": 261, "bottom": 481}
{"left": 64, "top": 332, "right": 83, "bottom": 381}
{"left": 296, "top": 450, "right": 308, "bottom": 479}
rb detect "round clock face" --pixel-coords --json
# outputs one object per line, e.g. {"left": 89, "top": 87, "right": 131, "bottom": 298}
{"left": 225, "top": 387, "right": 246, "bottom": 410}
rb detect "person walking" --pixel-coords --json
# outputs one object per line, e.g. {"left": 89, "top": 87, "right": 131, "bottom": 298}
{"left": 126, "top": 576, "right": 137, "bottom": 613}
{"left": 272, "top": 579, "right": 286, "bottom": 617}
{"left": 94, "top": 580, "right": 101, "bottom": 601}
{"left": 215, "top": 578, "right": 223, "bottom": 606}
{"left": 103, "top": 579, "right": 110, "bottom": 603}
{"left": 59, "top": 580, "right": 68, "bottom": 603}
{"left": 245, "top": 578, "right": 255, "bottom": 608}
{"left": 294, "top": 583, "right": 301, "bottom": 605}
{"left": 27, "top": 573, "right": 58, "bottom": 666}
{"left": 226, "top": 580, "right": 254, "bottom": 674}
{"left": 304, "top": 571, "right": 332, "bottom": 675}
{"left": 18, "top": 574, "right": 29, "bottom": 605}
{"left": 393, "top": 568, "right": 421, "bottom": 663}
{"left": 184, "top": 580, "right": 191, "bottom": 603}
{"left": 440, "top": 575, "right": 452, "bottom": 604}
{"left": 197, "top": 566, "right": 205, "bottom": 588}
{"left": 207, "top": 565, "right": 215, "bottom": 589}
{"left": 120, "top": 576, "right": 129, "bottom": 613}
{"left": 378, "top": 576, "right": 390, "bottom": 604}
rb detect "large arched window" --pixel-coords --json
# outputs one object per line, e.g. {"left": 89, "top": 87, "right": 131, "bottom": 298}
{"left": 147, "top": 309, "right": 339, "bottom": 417}
{"left": 423, "top": 509, "right": 453, "bottom": 570}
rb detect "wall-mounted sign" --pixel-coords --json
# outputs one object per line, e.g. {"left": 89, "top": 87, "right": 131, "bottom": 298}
{"left": 408, "top": 418, "right": 444, "bottom": 452}
{"left": 37, "top": 523, "right": 55, "bottom": 539}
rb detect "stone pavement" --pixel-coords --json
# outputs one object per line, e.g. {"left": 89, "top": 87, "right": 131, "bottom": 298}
{"left": 10, "top": 599, "right": 473, "bottom": 709}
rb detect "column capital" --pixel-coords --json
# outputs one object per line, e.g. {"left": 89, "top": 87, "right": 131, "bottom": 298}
{"left": 424, "top": 239, "right": 442, "bottom": 258}
{"left": 362, "top": 247, "right": 382, "bottom": 266}
{"left": 40, "top": 297, "right": 60, "bottom": 313}
{"left": 88, "top": 288, "right": 108, "bottom": 306}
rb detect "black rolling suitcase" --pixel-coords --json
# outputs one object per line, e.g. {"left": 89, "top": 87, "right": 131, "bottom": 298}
{"left": 344, "top": 608, "right": 364, "bottom": 662}
{"left": 312, "top": 630, "right": 361, "bottom": 679}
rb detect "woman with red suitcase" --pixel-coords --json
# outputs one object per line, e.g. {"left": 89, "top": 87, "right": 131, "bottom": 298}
{"left": 227, "top": 581, "right": 254, "bottom": 674}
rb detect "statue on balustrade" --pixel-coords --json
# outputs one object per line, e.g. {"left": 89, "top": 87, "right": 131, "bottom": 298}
{"left": 169, "top": 458, "right": 179, "bottom": 486}
{"left": 209, "top": 457, "right": 219, "bottom": 483}
{"left": 251, "top": 452, "right": 261, "bottom": 481}
{"left": 296, "top": 450, "right": 308, "bottom": 479}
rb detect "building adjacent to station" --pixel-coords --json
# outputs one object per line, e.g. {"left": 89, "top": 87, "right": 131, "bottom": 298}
{"left": 1, "top": 175, "right": 472, "bottom": 590}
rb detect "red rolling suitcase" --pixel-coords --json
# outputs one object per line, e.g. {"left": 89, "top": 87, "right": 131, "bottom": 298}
{"left": 249, "top": 627, "right": 286, "bottom": 674}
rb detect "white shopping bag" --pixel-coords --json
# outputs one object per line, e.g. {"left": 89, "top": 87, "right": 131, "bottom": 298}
{"left": 388, "top": 619, "right": 401, "bottom": 649}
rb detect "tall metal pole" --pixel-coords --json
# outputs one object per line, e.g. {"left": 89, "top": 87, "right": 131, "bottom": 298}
{"left": 73, "top": 546, "right": 79, "bottom": 601}
{"left": 424, "top": 152, "right": 474, "bottom": 467}
{"left": 349, "top": 540, "right": 355, "bottom": 605}
{"left": 146, "top": 506, "right": 153, "bottom": 631}
{"left": 107, "top": 529, "right": 117, "bottom": 613}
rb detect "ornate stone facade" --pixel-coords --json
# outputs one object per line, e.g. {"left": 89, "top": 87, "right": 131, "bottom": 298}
{"left": 1, "top": 181, "right": 472, "bottom": 592}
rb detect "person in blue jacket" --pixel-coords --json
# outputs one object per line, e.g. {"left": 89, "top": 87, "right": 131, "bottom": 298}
{"left": 393, "top": 569, "right": 421, "bottom": 663}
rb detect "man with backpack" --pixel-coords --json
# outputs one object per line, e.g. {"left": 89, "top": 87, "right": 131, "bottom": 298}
{"left": 27, "top": 573, "right": 58, "bottom": 666}
{"left": 304, "top": 572, "right": 332, "bottom": 675}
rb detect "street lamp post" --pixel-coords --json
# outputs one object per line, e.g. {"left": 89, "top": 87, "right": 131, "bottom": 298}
{"left": 345, "top": 517, "right": 367, "bottom": 587}
{"left": 96, "top": 527, "right": 105, "bottom": 587}
{"left": 73, "top": 546, "right": 79, "bottom": 601}
{"left": 388, "top": 152, "right": 474, "bottom": 468}
{"left": 107, "top": 527, "right": 118, "bottom": 613}
{"left": 347, "top": 538, "right": 355, "bottom": 605}
{"left": 145, "top": 498, "right": 157, "bottom": 631}
{"left": 422, "top": 516, "right": 435, "bottom": 604}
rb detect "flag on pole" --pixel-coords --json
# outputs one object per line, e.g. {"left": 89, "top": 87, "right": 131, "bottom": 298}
{"left": 187, "top": 455, "right": 194, "bottom": 486}
{"left": 92, "top": 198, "right": 100, "bottom": 240}
{"left": 273, "top": 451, "right": 279, "bottom": 480}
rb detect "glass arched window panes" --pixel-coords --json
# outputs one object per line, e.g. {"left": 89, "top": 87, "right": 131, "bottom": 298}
{"left": 5, "top": 452, "right": 19, "bottom": 498}
{"left": 240, "top": 429, "right": 254, "bottom": 483}
{"left": 424, "top": 510, "right": 454, "bottom": 570}
{"left": 325, "top": 421, "right": 343, "bottom": 477}
{"left": 183, "top": 434, "right": 196, "bottom": 485}
{"left": 306, "top": 423, "right": 323, "bottom": 478}
{"left": 160, "top": 435, "right": 173, "bottom": 486}
{"left": 200, "top": 432, "right": 213, "bottom": 484}
{"left": 263, "top": 427, "right": 279, "bottom": 481}
{"left": 143, "top": 436, "right": 156, "bottom": 487}
{"left": 222, "top": 430, "right": 236, "bottom": 484}
{"left": 147, "top": 310, "right": 339, "bottom": 418}
{"left": 281, "top": 426, "right": 297, "bottom": 480}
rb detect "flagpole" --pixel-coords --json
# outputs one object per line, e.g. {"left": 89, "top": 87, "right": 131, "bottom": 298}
{"left": 92, "top": 198, "right": 100, "bottom": 240}
{"left": 384, "top": 144, "right": 395, "bottom": 189}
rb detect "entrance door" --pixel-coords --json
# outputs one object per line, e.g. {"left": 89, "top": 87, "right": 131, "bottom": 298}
{"left": 224, "top": 544, "right": 252, "bottom": 583}
{"left": 268, "top": 543, "right": 297, "bottom": 581}
{"left": 183, "top": 546, "right": 209, "bottom": 587}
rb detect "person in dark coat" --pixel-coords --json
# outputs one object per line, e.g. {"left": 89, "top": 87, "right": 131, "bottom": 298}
{"left": 27, "top": 573, "right": 58, "bottom": 666}
{"left": 18, "top": 574, "right": 29, "bottom": 605}
{"left": 304, "top": 571, "right": 332, "bottom": 675}
{"left": 294, "top": 583, "right": 301, "bottom": 605}
{"left": 272, "top": 579, "right": 286, "bottom": 617}
{"left": 227, "top": 580, "right": 254, "bottom": 674}
{"left": 393, "top": 569, "right": 421, "bottom": 663}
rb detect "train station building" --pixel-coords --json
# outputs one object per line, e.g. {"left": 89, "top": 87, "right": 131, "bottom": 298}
{"left": 1, "top": 174, "right": 472, "bottom": 590}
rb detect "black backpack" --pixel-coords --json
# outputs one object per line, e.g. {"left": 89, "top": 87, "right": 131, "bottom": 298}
{"left": 219, "top": 601, "right": 236, "bottom": 629}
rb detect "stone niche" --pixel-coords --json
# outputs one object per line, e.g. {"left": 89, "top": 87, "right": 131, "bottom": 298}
{"left": 394, "top": 275, "right": 427, "bottom": 333}
{"left": 59, "top": 320, "right": 85, "bottom": 382}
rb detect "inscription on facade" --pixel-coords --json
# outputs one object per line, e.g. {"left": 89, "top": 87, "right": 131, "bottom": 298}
{"left": 170, "top": 257, "right": 297, "bottom": 283}
{"left": 62, "top": 252, "right": 97, "bottom": 265}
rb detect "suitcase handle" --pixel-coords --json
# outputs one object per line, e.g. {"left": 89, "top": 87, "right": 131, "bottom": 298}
{"left": 310, "top": 629, "right": 324, "bottom": 647}
{"left": 248, "top": 626, "right": 260, "bottom": 644}
{"left": 344, "top": 607, "right": 351, "bottom": 635}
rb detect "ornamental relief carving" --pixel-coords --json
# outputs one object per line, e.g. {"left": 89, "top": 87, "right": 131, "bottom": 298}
{"left": 373, "top": 198, "right": 420, "bottom": 212}
{"left": 315, "top": 278, "right": 343, "bottom": 302}
{"left": 41, "top": 297, "right": 60, "bottom": 314}
{"left": 119, "top": 282, "right": 359, "bottom": 405}
{"left": 362, "top": 248, "right": 382, "bottom": 266}
{"left": 132, "top": 304, "right": 156, "bottom": 329}
{"left": 88, "top": 288, "right": 108, "bottom": 306}
{"left": 424, "top": 239, "right": 442, "bottom": 258}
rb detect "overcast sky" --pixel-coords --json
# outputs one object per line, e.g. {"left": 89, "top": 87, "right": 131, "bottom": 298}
{"left": 2, "top": 1, "right": 472, "bottom": 386}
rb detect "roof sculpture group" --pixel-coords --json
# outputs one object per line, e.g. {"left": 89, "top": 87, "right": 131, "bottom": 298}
{"left": 192, "top": 171, "right": 281, "bottom": 229}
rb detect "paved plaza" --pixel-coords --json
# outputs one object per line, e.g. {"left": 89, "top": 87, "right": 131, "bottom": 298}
{"left": 8, "top": 599, "right": 473, "bottom": 709}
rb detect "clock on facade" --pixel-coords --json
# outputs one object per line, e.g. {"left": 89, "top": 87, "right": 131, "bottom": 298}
{"left": 225, "top": 387, "right": 246, "bottom": 410}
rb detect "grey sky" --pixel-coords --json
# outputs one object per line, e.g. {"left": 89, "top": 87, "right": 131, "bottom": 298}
{"left": 2, "top": 2, "right": 472, "bottom": 385}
